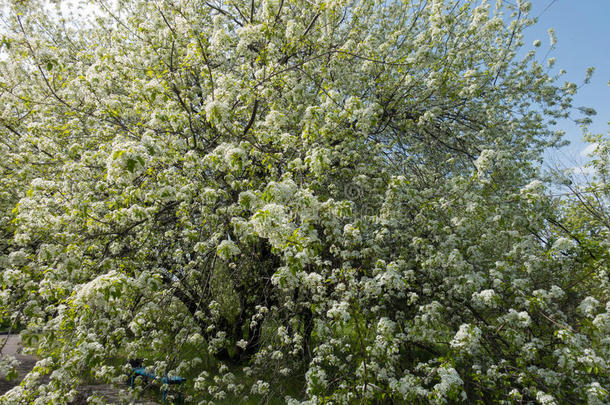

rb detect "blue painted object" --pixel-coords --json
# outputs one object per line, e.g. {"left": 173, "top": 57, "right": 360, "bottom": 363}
{"left": 129, "top": 366, "right": 186, "bottom": 403}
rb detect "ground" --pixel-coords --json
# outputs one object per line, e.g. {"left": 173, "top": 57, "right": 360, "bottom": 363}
{"left": 0, "top": 334, "right": 159, "bottom": 404}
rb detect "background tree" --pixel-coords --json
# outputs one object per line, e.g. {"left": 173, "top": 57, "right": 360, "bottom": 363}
{"left": 0, "top": 0, "right": 608, "bottom": 403}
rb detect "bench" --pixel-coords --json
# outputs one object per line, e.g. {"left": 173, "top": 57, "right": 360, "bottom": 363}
{"left": 129, "top": 365, "right": 186, "bottom": 403}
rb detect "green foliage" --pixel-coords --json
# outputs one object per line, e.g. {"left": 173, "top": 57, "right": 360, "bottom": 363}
{"left": 0, "top": 0, "right": 608, "bottom": 404}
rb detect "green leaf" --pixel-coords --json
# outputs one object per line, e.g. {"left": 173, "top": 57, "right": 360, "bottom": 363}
{"left": 126, "top": 158, "right": 137, "bottom": 173}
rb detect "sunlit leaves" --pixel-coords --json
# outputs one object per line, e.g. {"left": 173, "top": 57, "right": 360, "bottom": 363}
{"left": 0, "top": 0, "right": 608, "bottom": 403}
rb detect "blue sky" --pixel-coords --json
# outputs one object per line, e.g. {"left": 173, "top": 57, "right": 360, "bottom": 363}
{"left": 521, "top": 0, "right": 610, "bottom": 169}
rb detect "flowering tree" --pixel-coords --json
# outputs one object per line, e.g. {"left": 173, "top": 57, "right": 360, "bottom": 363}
{"left": 0, "top": 0, "right": 608, "bottom": 403}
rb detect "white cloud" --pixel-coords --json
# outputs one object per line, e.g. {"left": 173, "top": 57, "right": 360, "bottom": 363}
{"left": 571, "top": 164, "right": 596, "bottom": 176}
{"left": 580, "top": 142, "right": 599, "bottom": 157}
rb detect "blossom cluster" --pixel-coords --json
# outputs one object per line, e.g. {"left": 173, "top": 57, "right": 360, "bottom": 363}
{"left": 0, "top": 0, "right": 608, "bottom": 404}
